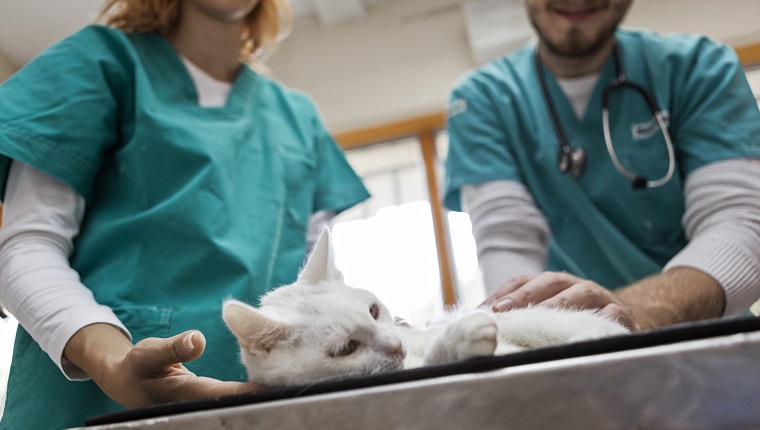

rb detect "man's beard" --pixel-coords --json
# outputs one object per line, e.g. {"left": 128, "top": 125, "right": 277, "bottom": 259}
{"left": 539, "top": 25, "right": 617, "bottom": 58}
{"left": 529, "top": 0, "right": 629, "bottom": 59}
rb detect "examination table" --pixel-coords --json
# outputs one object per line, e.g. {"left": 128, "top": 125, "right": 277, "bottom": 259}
{"left": 73, "top": 316, "right": 760, "bottom": 430}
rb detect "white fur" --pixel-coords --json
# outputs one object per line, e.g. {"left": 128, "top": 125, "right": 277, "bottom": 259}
{"left": 223, "top": 229, "right": 629, "bottom": 387}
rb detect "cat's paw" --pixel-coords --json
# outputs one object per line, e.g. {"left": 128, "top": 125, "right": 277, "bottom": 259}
{"left": 424, "top": 311, "right": 499, "bottom": 365}
{"left": 458, "top": 312, "right": 498, "bottom": 360}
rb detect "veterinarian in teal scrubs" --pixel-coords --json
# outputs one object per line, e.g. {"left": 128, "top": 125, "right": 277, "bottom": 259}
{"left": 445, "top": 0, "right": 760, "bottom": 330}
{"left": 0, "top": 1, "right": 369, "bottom": 429}
{"left": 447, "top": 29, "right": 760, "bottom": 289}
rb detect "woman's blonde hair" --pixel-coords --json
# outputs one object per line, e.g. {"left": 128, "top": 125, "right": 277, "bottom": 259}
{"left": 98, "top": 0, "right": 292, "bottom": 62}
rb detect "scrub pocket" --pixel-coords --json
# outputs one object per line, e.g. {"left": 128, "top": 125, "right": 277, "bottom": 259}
{"left": 111, "top": 305, "right": 174, "bottom": 342}
{"left": 627, "top": 178, "right": 685, "bottom": 248}
{"left": 618, "top": 135, "right": 672, "bottom": 182}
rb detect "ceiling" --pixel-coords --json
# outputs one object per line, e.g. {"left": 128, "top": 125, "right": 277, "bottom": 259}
{"left": 0, "top": 0, "right": 402, "bottom": 67}
{"left": 3, "top": 0, "right": 760, "bottom": 71}
{"left": 290, "top": 0, "right": 399, "bottom": 26}
{"left": 0, "top": 0, "right": 101, "bottom": 66}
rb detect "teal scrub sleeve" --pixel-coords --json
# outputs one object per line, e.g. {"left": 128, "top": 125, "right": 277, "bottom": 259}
{"left": 444, "top": 75, "right": 521, "bottom": 212}
{"left": 311, "top": 106, "right": 370, "bottom": 213}
{"left": 0, "top": 26, "right": 131, "bottom": 200}
{"left": 672, "top": 37, "right": 760, "bottom": 174}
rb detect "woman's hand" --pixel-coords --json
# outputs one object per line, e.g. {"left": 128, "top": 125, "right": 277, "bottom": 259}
{"left": 481, "top": 272, "right": 636, "bottom": 330}
{"left": 64, "top": 324, "right": 265, "bottom": 408}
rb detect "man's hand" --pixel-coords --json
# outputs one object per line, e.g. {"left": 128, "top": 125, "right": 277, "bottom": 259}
{"left": 64, "top": 324, "right": 265, "bottom": 408}
{"left": 481, "top": 272, "right": 636, "bottom": 329}
{"left": 481, "top": 268, "right": 725, "bottom": 331}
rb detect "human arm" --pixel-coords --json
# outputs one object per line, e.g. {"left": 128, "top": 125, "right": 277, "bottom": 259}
{"left": 484, "top": 267, "right": 722, "bottom": 330}
{"left": 462, "top": 180, "right": 549, "bottom": 295}
{"left": 0, "top": 161, "right": 128, "bottom": 379}
{"left": 482, "top": 160, "right": 759, "bottom": 328}
{"left": 482, "top": 159, "right": 760, "bottom": 330}
{"left": 615, "top": 267, "right": 723, "bottom": 330}
{"left": 0, "top": 161, "right": 263, "bottom": 406}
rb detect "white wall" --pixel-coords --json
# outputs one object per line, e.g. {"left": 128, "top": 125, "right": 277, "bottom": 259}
{"left": 626, "top": 0, "right": 760, "bottom": 46}
{"left": 0, "top": 48, "right": 17, "bottom": 423}
{"left": 267, "top": 0, "right": 760, "bottom": 133}
{"left": 0, "top": 49, "right": 18, "bottom": 83}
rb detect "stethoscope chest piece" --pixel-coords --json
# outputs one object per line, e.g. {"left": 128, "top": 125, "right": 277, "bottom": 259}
{"left": 558, "top": 146, "right": 587, "bottom": 178}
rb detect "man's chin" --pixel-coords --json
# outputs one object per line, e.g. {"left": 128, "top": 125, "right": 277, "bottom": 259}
{"left": 542, "top": 32, "right": 611, "bottom": 58}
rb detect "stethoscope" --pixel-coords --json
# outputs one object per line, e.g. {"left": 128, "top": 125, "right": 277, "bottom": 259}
{"left": 534, "top": 39, "right": 675, "bottom": 189}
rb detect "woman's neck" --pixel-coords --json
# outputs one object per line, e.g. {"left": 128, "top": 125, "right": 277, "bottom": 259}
{"left": 167, "top": 5, "right": 244, "bottom": 83}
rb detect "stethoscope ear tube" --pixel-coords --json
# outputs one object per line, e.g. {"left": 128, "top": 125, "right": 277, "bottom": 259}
{"left": 534, "top": 48, "right": 588, "bottom": 178}
{"left": 601, "top": 79, "right": 660, "bottom": 113}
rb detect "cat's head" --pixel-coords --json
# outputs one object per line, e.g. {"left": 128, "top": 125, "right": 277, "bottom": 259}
{"left": 223, "top": 228, "right": 406, "bottom": 387}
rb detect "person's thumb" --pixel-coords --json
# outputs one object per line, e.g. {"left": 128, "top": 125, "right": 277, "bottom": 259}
{"left": 130, "top": 330, "right": 207, "bottom": 374}
{"left": 174, "top": 330, "right": 206, "bottom": 361}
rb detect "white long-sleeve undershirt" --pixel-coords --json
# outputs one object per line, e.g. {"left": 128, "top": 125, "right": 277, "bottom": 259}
{"left": 0, "top": 162, "right": 128, "bottom": 380}
{"left": 461, "top": 181, "right": 550, "bottom": 291}
{"left": 462, "top": 159, "right": 760, "bottom": 316}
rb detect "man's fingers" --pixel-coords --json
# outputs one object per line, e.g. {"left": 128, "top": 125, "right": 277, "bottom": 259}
{"left": 481, "top": 274, "right": 536, "bottom": 307}
{"left": 538, "top": 286, "right": 637, "bottom": 330}
{"left": 492, "top": 272, "right": 579, "bottom": 311}
{"left": 599, "top": 303, "right": 637, "bottom": 331}
{"left": 540, "top": 281, "right": 611, "bottom": 310}
{"left": 130, "top": 330, "right": 206, "bottom": 375}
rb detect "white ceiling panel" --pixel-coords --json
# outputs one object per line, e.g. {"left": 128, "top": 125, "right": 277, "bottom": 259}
{"left": 0, "top": 0, "right": 403, "bottom": 68}
{"left": 462, "top": 0, "right": 533, "bottom": 63}
{"left": 0, "top": 0, "right": 102, "bottom": 66}
{"left": 291, "top": 0, "right": 402, "bottom": 25}
{"left": 311, "top": 0, "right": 366, "bottom": 26}
{"left": 289, "top": 0, "right": 317, "bottom": 20}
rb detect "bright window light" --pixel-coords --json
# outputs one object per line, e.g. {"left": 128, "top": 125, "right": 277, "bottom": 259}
{"left": 331, "top": 134, "right": 486, "bottom": 325}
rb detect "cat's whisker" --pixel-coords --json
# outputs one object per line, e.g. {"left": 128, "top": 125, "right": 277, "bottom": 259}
{"left": 291, "top": 382, "right": 322, "bottom": 396}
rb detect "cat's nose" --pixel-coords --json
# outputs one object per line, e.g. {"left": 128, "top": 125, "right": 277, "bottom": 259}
{"left": 382, "top": 338, "right": 404, "bottom": 356}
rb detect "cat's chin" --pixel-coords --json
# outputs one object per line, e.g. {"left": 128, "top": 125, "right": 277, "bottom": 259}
{"left": 370, "top": 360, "right": 405, "bottom": 375}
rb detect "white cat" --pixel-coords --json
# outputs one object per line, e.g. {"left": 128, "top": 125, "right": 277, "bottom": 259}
{"left": 223, "top": 229, "right": 629, "bottom": 387}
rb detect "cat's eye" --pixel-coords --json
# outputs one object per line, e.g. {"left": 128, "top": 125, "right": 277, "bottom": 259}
{"left": 336, "top": 340, "right": 358, "bottom": 357}
{"left": 369, "top": 303, "right": 380, "bottom": 320}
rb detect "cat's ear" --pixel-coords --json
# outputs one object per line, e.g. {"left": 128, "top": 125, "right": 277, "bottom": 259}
{"left": 298, "top": 228, "right": 344, "bottom": 284}
{"left": 223, "top": 300, "right": 292, "bottom": 353}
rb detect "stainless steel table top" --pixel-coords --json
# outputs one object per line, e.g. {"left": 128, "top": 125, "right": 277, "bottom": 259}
{"left": 75, "top": 318, "right": 760, "bottom": 430}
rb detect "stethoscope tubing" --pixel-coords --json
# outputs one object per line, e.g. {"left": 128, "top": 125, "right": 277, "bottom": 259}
{"left": 535, "top": 39, "right": 676, "bottom": 189}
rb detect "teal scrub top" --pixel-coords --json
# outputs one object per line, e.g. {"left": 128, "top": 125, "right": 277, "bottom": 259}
{"left": 445, "top": 29, "right": 760, "bottom": 290}
{"left": 0, "top": 25, "right": 369, "bottom": 429}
